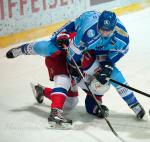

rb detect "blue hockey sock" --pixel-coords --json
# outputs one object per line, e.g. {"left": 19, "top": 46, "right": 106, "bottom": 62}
{"left": 20, "top": 43, "right": 36, "bottom": 55}
{"left": 116, "top": 85, "right": 138, "bottom": 107}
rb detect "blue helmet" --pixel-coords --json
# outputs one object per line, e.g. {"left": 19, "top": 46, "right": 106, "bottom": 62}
{"left": 98, "top": 10, "right": 117, "bottom": 31}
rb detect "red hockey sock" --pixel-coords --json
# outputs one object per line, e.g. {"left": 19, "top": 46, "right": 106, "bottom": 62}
{"left": 50, "top": 94, "right": 66, "bottom": 110}
{"left": 43, "top": 87, "right": 52, "bottom": 99}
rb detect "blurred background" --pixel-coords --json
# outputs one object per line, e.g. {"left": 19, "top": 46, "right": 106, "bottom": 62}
{"left": 0, "top": 0, "right": 150, "bottom": 48}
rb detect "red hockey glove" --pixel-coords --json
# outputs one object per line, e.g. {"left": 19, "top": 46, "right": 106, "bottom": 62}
{"left": 56, "top": 32, "right": 70, "bottom": 48}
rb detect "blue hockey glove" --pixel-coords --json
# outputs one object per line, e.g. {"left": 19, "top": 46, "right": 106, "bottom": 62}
{"left": 96, "top": 62, "right": 113, "bottom": 84}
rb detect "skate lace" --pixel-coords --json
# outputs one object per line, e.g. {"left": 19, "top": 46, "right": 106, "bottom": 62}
{"left": 52, "top": 109, "right": 64, "bottom": 120}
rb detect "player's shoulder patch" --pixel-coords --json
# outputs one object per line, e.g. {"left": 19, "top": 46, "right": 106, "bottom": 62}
{"left": 87, "top": 29, "right": 96, "bottom": 38}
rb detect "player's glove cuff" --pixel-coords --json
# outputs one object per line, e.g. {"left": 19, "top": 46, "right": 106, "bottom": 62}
{"left": 96, "top": 62, "right": 113, "bottom": 84}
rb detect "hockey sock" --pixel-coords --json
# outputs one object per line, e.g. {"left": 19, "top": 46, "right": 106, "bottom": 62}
{"left": 116, "top": 85, "right": 138, "bottom": 107}
{"left": 20, "top": 43, "right": 36, "bottom": 55}
{"left": 43, "top": 87, "right": 52, "bottom": 99}
{"left": 50, "top": 87, "right": 67, "bottom": 109}
{"left": 122, "top": 92, "right": 138, "bottom": 107}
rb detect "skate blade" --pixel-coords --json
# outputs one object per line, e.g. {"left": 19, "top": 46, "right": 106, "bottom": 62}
{"left": 48, "top": 122, "right": 72, "bottom": 130}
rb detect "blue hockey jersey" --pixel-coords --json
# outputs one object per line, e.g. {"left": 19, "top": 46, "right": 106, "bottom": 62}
{"left": 52, "top": 11, "right": 129, "bottom": 64}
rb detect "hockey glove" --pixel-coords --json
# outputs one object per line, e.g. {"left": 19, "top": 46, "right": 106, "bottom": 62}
{"left": 67, "top": 61, "right": 82, "bottom": 83}
{"left": 95, "top": 62, "right": 113, "bottom": 85}
{"left": 94, "top": 104, "right": 109, "bottom": 118}
{"left": 56, "top": 32, "right": 70, "bottom": 48}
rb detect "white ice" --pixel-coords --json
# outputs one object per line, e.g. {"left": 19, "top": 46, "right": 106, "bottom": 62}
{"left": 0, "top": 8, "right": 150, "bottom": 142}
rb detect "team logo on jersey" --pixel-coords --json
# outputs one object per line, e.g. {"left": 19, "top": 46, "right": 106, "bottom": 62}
{"left": 87, "top": 29, "right": 95, "bottom": 38}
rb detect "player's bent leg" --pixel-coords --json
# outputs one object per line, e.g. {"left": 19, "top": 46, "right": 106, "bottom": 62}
{"left": 48, "top": 75, "right": 72, "bottom": 129}
{"left": 111, "top": 67, "right": 145, "bottom": 119}
{"left": 31, "top": 83, "right": 79, "bottom": 114}
{"left": 31, "top": 75, "right": 73, "bottom": 128}
{"left": 30, "top": 83, "right": 72, "bottom": 129}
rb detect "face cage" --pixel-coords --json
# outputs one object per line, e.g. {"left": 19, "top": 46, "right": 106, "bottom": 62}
{"left": 99, "top": 28, "right": 115, "bottom": 38}
{"left": 97, "top": 24, "right": 115, "bottom": 38}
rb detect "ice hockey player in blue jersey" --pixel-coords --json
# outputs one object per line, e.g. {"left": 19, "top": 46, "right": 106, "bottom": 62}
{"left": 6, "top": 10, "right": 145, "bottom": 120}
{"left": 66, "top": 10, "right": 145, "bottom": 120}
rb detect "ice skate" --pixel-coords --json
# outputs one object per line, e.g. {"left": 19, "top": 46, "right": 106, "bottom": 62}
{"left": 131, "top": 103, "right": 145, "bottom": 120}
{"left": 48, "top": 108, "right": 72, "bottom": 129}
{"left": 30, "top": 83, "right": 44, "bottom": 104}
{"left": 6, "top": 47, "right": 23, "bottom": 58}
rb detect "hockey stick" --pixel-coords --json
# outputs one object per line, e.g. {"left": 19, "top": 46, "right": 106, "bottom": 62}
{"left": 108, "top": 78, "right": 150, "bottom": 98}
{"left": 70, "top": 56, "right": 126, "bottom": 142}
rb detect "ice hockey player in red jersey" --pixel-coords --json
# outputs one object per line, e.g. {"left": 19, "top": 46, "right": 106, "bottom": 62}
{"left": 6, "top": 31, "right": 109, "bottom": 129}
